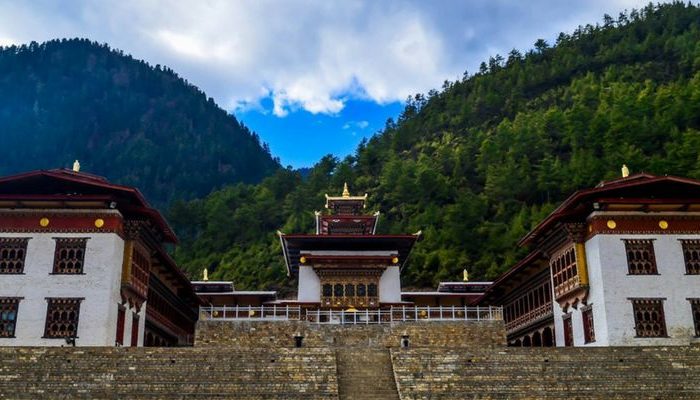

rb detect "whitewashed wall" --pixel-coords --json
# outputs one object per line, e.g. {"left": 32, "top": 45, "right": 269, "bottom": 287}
{"left": 0, "top": 232, "right": 124, "bottom": 346}
{"left": 297, "top": 266, "right": 321, "bottom": 302}
{"left": 555, "top": 233, "right": 700, "bottom": 346}
{"left": 379, "top": 266, "right": 401, "bottom": 303}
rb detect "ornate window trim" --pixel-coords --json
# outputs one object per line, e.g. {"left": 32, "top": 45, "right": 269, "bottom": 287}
{"left": 0, "top": 297, "right": 21, "bottom": 338}
{"left": 623, "top": 239, "right": 658, "bottom": 275}
{"left": 52, "top": 238, "right": 88, "bottom": 274}
{"left": 689, "top": 298, "right": 700, "bottom": 338}
{"left": 681, "top": 240, "right": 700, "bottom": 275}
{"left": 562, "top": 313, "right": 573, "bottom": 347}
{"left": 0, "top": 238, "right": 30, "bottom": 274}
{"left": 630, "top": 298, "right": 667, "bottom": 338}
{"left": 43, "top": 297, "right": 83, "bottom": 339}
{"left": 581, "top": 305, "right": 595, "bottom": 344}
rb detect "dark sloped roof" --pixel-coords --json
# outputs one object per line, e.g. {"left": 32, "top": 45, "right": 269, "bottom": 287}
{"left": 0, "top": 169, "right": 177, "bottom": 243}
{"left": 519, "top": 173, "right": 700, "bottom": 246}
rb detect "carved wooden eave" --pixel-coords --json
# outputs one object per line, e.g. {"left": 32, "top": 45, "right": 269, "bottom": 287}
{"left": 555, "top": 283, "right": 589, "bottom": 313}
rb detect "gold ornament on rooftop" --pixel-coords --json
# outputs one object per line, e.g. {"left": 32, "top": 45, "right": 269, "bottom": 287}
{"left": 202, "top": 268, "right": 209, "bottom": 281}
{"left": 73, "top": 160, "right": 81, "bottom": 172}
{"left": 463, "top": 269, "right": 469, "bottom": 282}
{"left": 621, "top": 164, "right": 629, "bottom": 178}
{"left": 342, "top": 182, "right": 350, "bottom": 198}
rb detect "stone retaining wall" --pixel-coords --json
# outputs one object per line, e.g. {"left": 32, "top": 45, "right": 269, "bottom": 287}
{"left": 195, "top": 320, "right": 506, "bottom": 348}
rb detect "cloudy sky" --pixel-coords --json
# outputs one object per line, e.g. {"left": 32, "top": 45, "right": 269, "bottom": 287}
{"left": 0, "top": 0, "right": 652, "bottom": 167}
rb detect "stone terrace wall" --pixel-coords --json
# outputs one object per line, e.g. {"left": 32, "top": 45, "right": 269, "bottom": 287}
{"left": 391, "top": 346, "right": 700, "bottom": 399}
{"left": 195, "top": 320, "right": 506, "bottom": 348}
{"left": 0, "top": 347, "right": 338, "bottom": 400}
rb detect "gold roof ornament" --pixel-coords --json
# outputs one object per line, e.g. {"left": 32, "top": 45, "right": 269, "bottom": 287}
{"left": 463, "top": 268, "right": 469, "bottom": 282}
{"left": 324, "top": 182, "right": 369, "bottom": 208}
{"left": 72, "top": 160, "right": 81, "bottom": 172}
{"left": 202, "top": 268, "right": 209, "bottom": 281}
{"left": 342, "top": 182, "right": 350, "bottom": 198}
{"left": 621, "top": 164, "right": 630, "bottom": 178}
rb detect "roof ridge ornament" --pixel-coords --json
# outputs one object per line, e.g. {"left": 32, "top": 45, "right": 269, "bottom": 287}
{"left": 72, "top": 160, "right": 80, "bottom": 172}
{"left": 621, "top": 164, "right": 630, "bottom": 178}
{"left": 342, "top": 182, "right": 350, "bottom": 198}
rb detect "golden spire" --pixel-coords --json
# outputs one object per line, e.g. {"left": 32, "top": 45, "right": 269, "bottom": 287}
{"left": 621, "top": 164, "right": 629, "bottom": 178}
{"left": 463, "top": 268, "right": 469, "bottom": 282}
{"left": 72, "top": 160, "right": 81, "bottom": 172}
{"left": 202, "top": 268, "right": 209, "bottom": 281}
{"left": 342, "top": 182, "right": 350, "bottom": 198}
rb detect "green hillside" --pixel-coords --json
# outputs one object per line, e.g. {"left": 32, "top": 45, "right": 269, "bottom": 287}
{"left": 0, "top": 39, "right": 279, "bottom": 205}
{"left": 171, "top": 2, "right": 700, "bottom": 291}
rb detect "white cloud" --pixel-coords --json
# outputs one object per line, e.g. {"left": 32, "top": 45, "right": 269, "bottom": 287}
{"left": 0, "top": 0, "right": 653, "bottom": 116}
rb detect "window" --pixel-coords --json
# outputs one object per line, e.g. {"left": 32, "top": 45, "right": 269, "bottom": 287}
{"left": 563, "top": 314, "right": 573, "bottom": 346}
{"left": 44, "top": 298, "right": 82, "bottom": 338}
{"left": 131, "top": 314, "right": 139, "bottom": 346}
{"left": 357, "top": 284, "right": 366, "bottom": 297}
{"left": 550, "top": 246, "right": 578, "bottom": 298}
{"left": 631, "top": 299, "right": 667, "bottom": 337}
{"left": 333, "top": 284, "right": 344, "bottom": 297}
{"left": 0, "top": 238, "right": 29, "bottom": 274}
{"left": 345, "top": 284, "right": 355, "bottom": 297}
{"left": 681, "top": 240, "right": 700, "bottom": 275}
{"left": 322, "top": 284, "right": 332, "bottom": 297}
{"left": 52, "top": 238, "right": 88, "bottom": 274}
{"left": 0, "top": 298, "right": 20, "bottom": 338}
{"left": 690, "top": 299, "right": 700, "bottom": 337}
{"left": 116, "top": 306, "right": 125, "bottom": 346}
{"left": 624, "top": 239, "right": 657, "bottom": 275}
{"left": 582, "top": 306, "right": 595, "bottom": 343}
{"left": 368, "top": 283, "right": 378, "bottom": 297}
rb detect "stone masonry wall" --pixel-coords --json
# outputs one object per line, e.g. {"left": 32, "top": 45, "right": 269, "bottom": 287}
{"left": 195, "top": 320, "right": 506, "bottom": 348}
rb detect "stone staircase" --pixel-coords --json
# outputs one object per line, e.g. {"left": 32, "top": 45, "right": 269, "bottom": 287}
{"left": 2, "top": 345, "right": 700, "bottom": 399}
{"left": 335, "top": 348, "right": 399, "bottom": 400}
{"left": 391, "top": 346, "right": 700, "bottom": 399}
{"left": 0, "top": 347, "right": 338, "bottom": 400}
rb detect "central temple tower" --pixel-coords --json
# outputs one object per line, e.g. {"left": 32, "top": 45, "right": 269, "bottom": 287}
{"left": 278, "top": 184, "right": 421, "bottom": 309}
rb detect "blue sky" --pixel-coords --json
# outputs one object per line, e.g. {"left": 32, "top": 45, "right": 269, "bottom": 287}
{"left": 239, "top": 99, "right": 403, "bottom": 168}
{"left": 0, "top": 0, "right": 653, "bottom": 168}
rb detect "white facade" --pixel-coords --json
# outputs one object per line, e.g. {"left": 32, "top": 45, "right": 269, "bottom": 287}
{"left": 0, "top": 219, "right": 145, "bottom": 346}
{"left": 298, "top": 266, "right": 321, "bottom": 302}
{"left": 378, "top": 266, "right": 401, "bottom": 303}
{"left": 554, "top": 223, "right": 700, "bottom": 347}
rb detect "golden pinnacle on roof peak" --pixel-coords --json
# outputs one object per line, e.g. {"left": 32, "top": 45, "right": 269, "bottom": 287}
{"left": 463, "top": 268, "right": 469, "bottom": 282}
{"left": 621, "top": 164, "right": 630, "bottom": 178}
{"left": 202, "top": 268, "right": 209, "bottom": 281}
{"left": 72, "top": 160, "right": 80, "bottom": 172}
{"left": 342, "top": 182, "right": 350, "bottom": 198}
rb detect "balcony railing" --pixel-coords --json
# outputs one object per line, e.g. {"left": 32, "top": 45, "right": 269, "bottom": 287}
{"left": 199, "top": 305, "right": 503, "bottom": 325}
{"left": 554, "top": 275, "right": 581, "bottom": 299}
{"left": 505, "top": 303, "right": 553, "bottom": 333}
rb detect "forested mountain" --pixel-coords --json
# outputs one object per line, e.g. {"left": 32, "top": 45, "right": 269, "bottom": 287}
{"left": 168, "top": 2, "right": 698, "bottom": 291}
{"left": 0, "top": 39, "right": 279, "bottom": 205}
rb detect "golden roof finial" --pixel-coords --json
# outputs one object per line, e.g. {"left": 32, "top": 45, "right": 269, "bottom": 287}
{"left": 72, "top": 160, "right": 81, "bottom": 172}
{"left": 463, "top": 268, "right": 469, "bottom": 282}
{"left": 202, "top": 268, "right": 209, "bottom": 281}
{"left": 342, "top": 182, "right": 350, "bottom": 198}
{"left": 621, "top": 164, "right": 630, "bottom": 178}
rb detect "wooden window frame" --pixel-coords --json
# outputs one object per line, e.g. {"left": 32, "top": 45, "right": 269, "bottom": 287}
{"left": 52, "top": 238, "right": 88, "bottom": 275}
{"left": 131, "top": 314, "right": 139, "bottom": 346}
{"left": 581, "top": 305, "right": 595, "bottom": 344}
{"left": 0, "top": 238, "right": 30, "bottom": 274}
{"left": 681, "top": 240, "right": 700, "bottom": 275}
{"left": 630, "top": 298, "right": 667, "bottom": 338}
{"left": 43, "top": 297, "right": 83, "bottom": 339}
{"left": 0, "top": 297, "right": 21, "bottom": 338}
{"left": 689, "top": 299, "right": 700, "bottom": 338}
{"left": 623, "top": 239, "right": 658, "bottom": 275}
{"left": 116, "top": 305, "right": 126, "bottom": 346}
{"left": 563, "top": 313, "right": 573, "bottom": 347}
